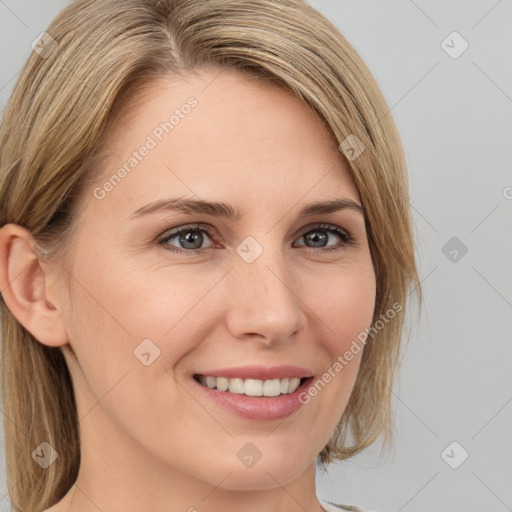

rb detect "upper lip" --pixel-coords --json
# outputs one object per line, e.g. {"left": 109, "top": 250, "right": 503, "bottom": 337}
{"left": 194, "top": 365, "right": 314, "bottom": 381}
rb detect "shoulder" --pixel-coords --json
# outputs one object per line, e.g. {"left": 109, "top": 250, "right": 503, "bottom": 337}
{"left": 319, "top": 497, "right": 380, "bottom": 512}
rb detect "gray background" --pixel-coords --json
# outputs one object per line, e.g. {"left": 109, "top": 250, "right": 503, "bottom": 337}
{"left": 1, "top": 1, "right": 511, "bottom": 511}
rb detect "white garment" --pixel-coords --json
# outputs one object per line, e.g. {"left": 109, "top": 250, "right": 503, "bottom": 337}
{"left": 318, "top": 497, "right": 379, "bottom": 512}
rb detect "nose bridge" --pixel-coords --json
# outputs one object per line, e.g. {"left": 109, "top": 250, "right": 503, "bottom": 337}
{"left": 226, "top": 237, "right": 306, "bottom": 341}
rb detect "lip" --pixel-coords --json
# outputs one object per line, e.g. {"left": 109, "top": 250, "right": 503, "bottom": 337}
{"left": 192, "top": 374, "right": 315, "bottom": 421}
{"left": 193, "top": 365, "right": 314, "bottom": 381}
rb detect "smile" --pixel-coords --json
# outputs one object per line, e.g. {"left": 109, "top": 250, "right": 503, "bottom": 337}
{"left": 194, "top": 374, "right": 305, "bottom": 397}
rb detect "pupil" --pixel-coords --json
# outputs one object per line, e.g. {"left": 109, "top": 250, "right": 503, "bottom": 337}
{"left": 181, "top": 230, "right": 202, "bottom": 249}
{"left": 306, "top": 231, "right": 327, "bottom": 247}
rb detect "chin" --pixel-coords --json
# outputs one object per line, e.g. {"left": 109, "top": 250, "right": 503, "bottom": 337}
{"left": 215, "top": 468, "right": 305, "bottom": 491}
{"left": 202, "top": 450, "right": 312, "bottom": 491}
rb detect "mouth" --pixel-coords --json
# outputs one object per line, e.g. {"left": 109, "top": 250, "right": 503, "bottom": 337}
{"left": 193, "top": 374, "right": 312, "bottom": 398}
{"left": 191, "top": 372, "right": 316, "bottom": 421}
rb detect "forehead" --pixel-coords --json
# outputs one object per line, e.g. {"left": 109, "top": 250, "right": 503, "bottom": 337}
{"left": 100, "top": 67, "right": 339, "bottom": 159}
{"left": 79, "top": 68, "right": 359, "bottom": 218}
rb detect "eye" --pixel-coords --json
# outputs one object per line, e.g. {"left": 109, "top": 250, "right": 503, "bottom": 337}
{"left": 157, "top": 222, "right": 354, "bottom": 254}
{"left": 158, "top": 223, "right": 214, "bottom": 253}
{"left": 293, "top": 224, "right": 353, "bottom": 252}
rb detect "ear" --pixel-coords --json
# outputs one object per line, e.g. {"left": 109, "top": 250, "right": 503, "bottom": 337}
{"left": 0, "top": 223, "right": 69, "bottom": 347}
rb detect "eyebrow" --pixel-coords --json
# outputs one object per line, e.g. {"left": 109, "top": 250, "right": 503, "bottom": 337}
{"left": 128, "top": 196, "right": 364, "bottom": 220}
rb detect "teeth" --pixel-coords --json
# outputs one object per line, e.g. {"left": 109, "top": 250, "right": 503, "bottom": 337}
{"left": 205, "top": 376, "right": 217, "bottom": 388}
{"left": 197, "top": 375, "right": 302, "bottom": 397}
{"left": 217, "top": 377, "right": 229, "bottom": 392}
{"left": 229, "top": 378, "right": 244, "bottom": 394}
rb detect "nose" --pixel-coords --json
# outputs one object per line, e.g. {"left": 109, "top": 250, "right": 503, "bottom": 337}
{"left": 224, "top": 246, "right": 308, "bottom": 345}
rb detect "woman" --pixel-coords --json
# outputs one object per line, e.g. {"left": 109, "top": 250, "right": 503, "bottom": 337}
{"left": 0, "top": 1, "right": 420, "bottom": 511}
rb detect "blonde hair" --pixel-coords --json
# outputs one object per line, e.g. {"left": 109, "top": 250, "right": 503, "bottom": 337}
{"left": 0, "top": 0, "right": 420, "bottom": 510}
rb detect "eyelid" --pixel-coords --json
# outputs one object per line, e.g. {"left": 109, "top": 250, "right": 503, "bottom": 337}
{"left": 292, "top": 223, "right": 354, "bottom": 251}
{"left": 156, "top": 222, "right": 216, "bottom": 246}
{"left": 157, "top": 221, "right": 355, "bottom": 254}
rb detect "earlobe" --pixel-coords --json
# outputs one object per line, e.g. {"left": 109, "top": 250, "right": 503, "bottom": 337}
{"left": 0, "top": 223, "right": 69, "bottom": 347}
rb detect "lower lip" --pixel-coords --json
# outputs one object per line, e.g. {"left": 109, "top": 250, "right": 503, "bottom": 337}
{"left": 192, "top": 376, "right": 315, "bottom": 421}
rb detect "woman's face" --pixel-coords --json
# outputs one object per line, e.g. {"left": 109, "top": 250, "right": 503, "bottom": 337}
{"left": 53, "top": 68, "right": 376, "bottom": 494}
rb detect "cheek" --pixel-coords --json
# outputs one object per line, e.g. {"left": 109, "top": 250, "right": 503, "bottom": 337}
{"left": 288, "top": 262, "right": 376, "bottom": 454}
{"left": 308, "top": 261, "right": 376, "bottom": 348}
{"left": 62, "top": 254, "right": 220, "bottom": 395}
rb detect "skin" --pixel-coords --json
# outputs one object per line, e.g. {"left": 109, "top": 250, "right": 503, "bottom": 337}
{"left": 0, "top": 68, "right": 376, "bottom": 512}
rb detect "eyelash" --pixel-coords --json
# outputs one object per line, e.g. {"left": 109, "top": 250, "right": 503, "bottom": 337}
{"left": 157, "top": 223, "right": 355, "bottom": 255}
